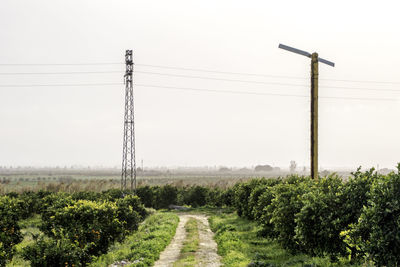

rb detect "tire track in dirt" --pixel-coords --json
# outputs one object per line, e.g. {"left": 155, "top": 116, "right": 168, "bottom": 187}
{"left": 153, "top": 214, "right": 221, "bottom": 267}
{"left": 190, "top": 214, "right": 221, "bottom": 267}
{"left": 154, "top": 215, "right": 189, "bottom": 267}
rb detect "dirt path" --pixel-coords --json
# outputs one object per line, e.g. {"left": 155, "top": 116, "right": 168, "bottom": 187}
{"left": 190, "top": 215, "right": 222, "bottom": 267}
{"left": 154, "top": 215, "right": 189, "bottom": 267}
{"left": 153, "top": 214, "right": 221, "bottom": 267}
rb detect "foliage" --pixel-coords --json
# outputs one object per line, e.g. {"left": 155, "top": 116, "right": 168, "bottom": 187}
{"left": 234, "top": 178, "right": 279, "bottom": 219}
{"left": 255, "top": 187, "right": 277, "bottom": 237}
{"left": 41, "top": 199, "right": 131, "bottom": 257}
{"left": 345, "top": 164, "right": 400, "bottom": 265}
{"left": 0, "top": 196, "right": 23, "bottom": 266}
{"left": 294, "top": 176, "right": 347, "bottom": 257}
{"left": 267, "top": 176, "right": 312, "bottom": 251}
{"left": 209, "top": 211, "right": 337, "bottom": 267}
{"left": 248, "top": 179, "right": 282, "bottom": 221}
{"left": 136, "top": 185, "right": 156, "bottom": 208}
{"left": 71, "top": 191, "right": 102, "bottom": 201}
{"left": 22, "top": 237, "right": 88, "bottom": 267}
{"left": 206, "top": 187, "right": 226, "bottom": 207}
{"left": 90, "top": 212, "right": 179, "bottom": 267}
{"left": 181, "top": 186, "right": 209, "bottom": 208}
{"left": 115, "top": 194, "right": 147, "bottom": 232}
{"left": 154, "top": 185, "right": 178, "bottom": 209}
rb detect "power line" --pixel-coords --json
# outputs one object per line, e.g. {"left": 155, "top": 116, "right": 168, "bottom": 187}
{"left": 136, "top": 63, "right": 305, "bottom": 80}
{"left": 322, "top": 78, "right": 400, "bottom": 85}
{"left": 136, "top": 70, "right": 308, "bottom": 87}
{"left": 0, "top": 63, "right": 122, "bottom": 66}
{"left": 1, "top": 70, "right": 399, "bottom": 93}
{"left": 0, "top": 82, "right": 122, "bottom": 87}
{"left": 135, "top": 71, "right": 400, "bottom": 93}
{"left": 135, "top": 83, "right": 308, "bottom": 98}
{"left": 1, "top": 61, "right": 400, "bottom": 85}
{"left": 0, "top": 81, "right": 397, "bottom": 101}
{"left": 0, "top": 71, "right": 122, "bottom": 75}
{"left": 136, "top": 63, "right": 400, "bottom": 85}
{"left": 134, "top": 84, "right": 398, "bottom": 102}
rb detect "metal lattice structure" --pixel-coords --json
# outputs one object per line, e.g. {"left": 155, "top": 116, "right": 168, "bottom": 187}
{"left": 121, "top": 50, "right": 136, "bottom": 191}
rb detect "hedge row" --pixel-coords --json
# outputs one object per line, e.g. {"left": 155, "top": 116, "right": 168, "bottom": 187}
{"left": 136, "top": 184, "right": 234, "bottom": 209}
{"left": 0, "top": 190, "right": 147, "bottom": 267}
{"left": 231, "top": 165, "right": 400, "bottom": 265}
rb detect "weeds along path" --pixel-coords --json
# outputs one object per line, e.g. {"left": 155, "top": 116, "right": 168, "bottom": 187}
{"left": 154, "top": 214, "right": 221, "bottom": 267}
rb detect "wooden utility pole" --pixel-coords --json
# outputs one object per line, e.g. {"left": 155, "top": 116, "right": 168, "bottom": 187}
{"left": 278, "top": 44, "right": 334, "bottom": 180}
{"left": 310, "top": 53, "right": 319, "bottom": 180}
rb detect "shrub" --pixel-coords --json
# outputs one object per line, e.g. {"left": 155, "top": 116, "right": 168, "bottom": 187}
{"left": 234, "top": 179, "right": 272, "bottom": 219}
{"left": 154, "top": 185, "right": 178, "bottom": 209}
{"left": 39, "top": 193, "right": 74, "bottom": 234}
{"left": 206, "top": 188, "right": 225, "bottom": 207}
{"left": 221, "top": 187, "right": 235, "bottom": 207}
{"left": 22, "top": 237, "right": 88, "bottom": 267}
{"left": 345, "top": 164, "right": 400, "bottom": 265}
{"left": 71, "top": 191, "right": 102, "bottom": 201}
{"left": 248, "top": 179, "right": 282, "bottom": 221}
{"left": 0, "top": 196, "right": 23, "bottom": 266}
{"left": 182, "top": 186, "right": 209, "bottom": 207}
{"left": 295, "top": 176, "right": 347, "bottom": 257}
{"left": 255, "top": 187, "right": 276, "bottom": 237}
{"left": 268, "top": 176, "right": 313, "bottom": 251}
{"left": 136, "top": 185, "right": 156, "bottom": 208}
{"left": 115, "top": 194, "right": 146, "bottom": 231}
{"left": 101, "top": 188, "right": 125, "bottom": 201}
{"left": 41, "top": 199, "right": 126, "bottom": 257}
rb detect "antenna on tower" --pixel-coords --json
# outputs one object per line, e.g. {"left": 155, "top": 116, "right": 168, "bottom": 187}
{"left": 121, "top": 50, "right": 136, "bottom": 192}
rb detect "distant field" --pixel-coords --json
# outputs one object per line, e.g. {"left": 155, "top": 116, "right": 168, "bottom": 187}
{"left": 0, "top": 168, "right": 353, "bottom": 193}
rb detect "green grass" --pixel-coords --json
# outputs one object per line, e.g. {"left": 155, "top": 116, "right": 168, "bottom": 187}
{"left": 173, "top": 218, "right": 199, "bottom": 267}
{"left": 89, "top": 212, "right": 179, "bottom": 267}
{"left": 7, "top": 215, "right": 43, "bottom": 267}
{"left": 208, "top": 212, "right": 356, "bottom": 267}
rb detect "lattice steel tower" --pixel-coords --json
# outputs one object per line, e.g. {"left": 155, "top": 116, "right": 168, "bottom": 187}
{"left": 121, "top": 50, "right": 136, "bottom": 191}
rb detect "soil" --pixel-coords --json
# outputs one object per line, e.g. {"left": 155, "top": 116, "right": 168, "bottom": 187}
{"left": 153, "top": 214, "right": 221, "bottom": 267}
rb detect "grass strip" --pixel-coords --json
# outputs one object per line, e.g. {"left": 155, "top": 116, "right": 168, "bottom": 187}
{"left": 173, "top": 218, "right": 199, "bottom": 267}
{"left": 209, "top": 212, "right": 356, "bottom": 267}
{"left": 89, "top": 212, "right": 179, "bottom": 267}
{"left": 7, "top": 215, "right": 42, "bottom": 267}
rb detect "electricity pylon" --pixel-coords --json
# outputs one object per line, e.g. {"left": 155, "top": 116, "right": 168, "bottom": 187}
{"left": 121, "top": 50, "right": 136, "bottom": 191}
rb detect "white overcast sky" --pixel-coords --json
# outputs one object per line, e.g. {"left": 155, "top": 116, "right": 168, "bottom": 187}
{"left": 0, "top": 0, "right": 399, "bottom": 170}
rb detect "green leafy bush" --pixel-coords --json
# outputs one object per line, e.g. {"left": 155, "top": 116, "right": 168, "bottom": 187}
{"left": 248, "top": 178, "right": 282, "bottom": 221}
{"left": 255, "top": 187, "right": 277, "bottom": 237}
{"left": 206, "top": 187, "right": 226, "bottom": 207}
{"left": 22, "top": 237, "right": 88, "bottom": 267}
{"left": 41, "top": 199, "right": 126, "bottom": 257}
{"left": 71, "top": 191, "right": 102, "bottom": 201}
{"left": 234, "top": 179, "right": 276, "bottom": 219}
{"left": 136, "top": 185, "right": 156, "bottom": 208}
{"left": 268, "top": 176, "right": 313, "bottom": 251}
{"left": 181, "top": 186, "right": 210, "bottom": 207}
{"left": 101, "top": 188, "right": 125, "bottom": 201}
{"left": 295, "top": 176, "right": 346, "bottom": 257}
{"left": 154, "top": 185, "right": 178, "bottom": 209}
{"left": 345, "top": 164, "right": 400, "bottom": 265}
{"left": 0, "top": 196, "right": 23, "bottom": 266}
{"left": 115, "top": 194, "right": 147, "bottom": 231}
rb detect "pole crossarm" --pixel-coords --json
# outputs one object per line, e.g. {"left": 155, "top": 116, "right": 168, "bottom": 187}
{"left": 278, "top": 44, "right": 335, "bottom": 67}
